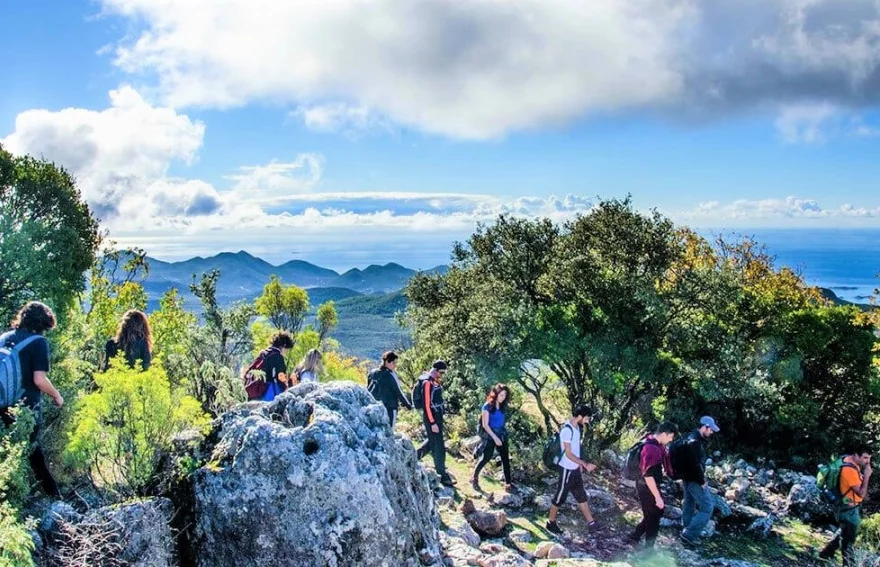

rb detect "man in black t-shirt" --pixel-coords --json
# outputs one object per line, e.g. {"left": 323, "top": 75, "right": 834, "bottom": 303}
{"left": 0, "top": 301, "right": 64, "bottom": 497}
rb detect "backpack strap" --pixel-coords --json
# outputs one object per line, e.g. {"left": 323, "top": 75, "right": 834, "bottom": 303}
{"left": 5, "top": 334, "right": 42, "bottom": 352}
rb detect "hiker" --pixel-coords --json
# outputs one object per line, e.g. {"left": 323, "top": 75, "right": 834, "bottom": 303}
{"left": 627, "top": 422, "right": 679, "bottom": 550}
{"left": 295, "top": 349, "right": 322, "bottom": 384}
{"left": 415, "top": 360, "right": 456, "bottom": 486}
{"left": 545, "top": 405, "right": 600, "bottom": 537}
{"left": 367, "top": 351, "right": 412, "bottom": 427}
{"left": 103, "top": 309, "right": 153, "bottom": 371}
{"left": 675, "top": 415, "right": 720, "bottom": 547}
{"left": 819, "top": 445, "right": 873, "bottom": 565}
{"left": 471, "top": 383, "right": 513, "bottom": 492}
{"left": 0, "top": 302, "right": 64, "bottom": 497}
{"left": 243, "top": 332, "right": 294, "bottom": 401}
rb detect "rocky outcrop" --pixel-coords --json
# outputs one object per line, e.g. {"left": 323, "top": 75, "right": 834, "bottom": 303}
{"left": 186, "top": 381, "right": 441, "bottom": 567}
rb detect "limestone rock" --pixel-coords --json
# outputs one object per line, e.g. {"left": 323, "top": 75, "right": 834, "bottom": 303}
{"left": 535, "top": 541, "right": 555, "bottom": 559}
{"left": 446, "top": 513, "right": 481, "bottom": 548}
{"left": 466, "top": 508, "right": 507, "bottom": 537}
{"left": 547, "top": 543, "right": 571, "bottom": 559}
{"left": 508, "top": 529, "right": 532, "bottom": 543}
{"left": 786, "top": 479, "right": 830, "bottom": 521}
{"left": 187, "top": 381, "right": 440, "bottom": 567}
{"left": 585, "top": 489, "right": 617, "bottom": 514}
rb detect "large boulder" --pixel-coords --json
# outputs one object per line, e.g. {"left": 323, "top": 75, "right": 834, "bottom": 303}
{"left": 786, "top": 479, "right": 830, "bottom": 521}
{"left": 188, "top": 381, "right": 441, "bottom": 567}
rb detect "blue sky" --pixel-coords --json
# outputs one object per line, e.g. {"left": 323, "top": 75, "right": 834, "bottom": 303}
{"left": 3, "top": 0, "right": 880, "bottom": 270}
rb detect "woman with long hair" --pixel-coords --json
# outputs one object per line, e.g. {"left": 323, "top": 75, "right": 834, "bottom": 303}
{"left": 471, "top": 383, "right": 513, "bottom": 492}
{"left": 103, "top": 310, "right": 153, "bottom": 371}
{"left": 295, "top": 348, "right": 323, "bottom": 383}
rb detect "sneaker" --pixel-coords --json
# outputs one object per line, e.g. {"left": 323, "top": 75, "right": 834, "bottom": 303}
{"left": 679, "top": 533, "right": 699, "bottom": 547}
{"left": 440, "top": 474, "right": 457, "bottom": 487}
{"left": 545, "top": 520, "right": 564, "bottom": 537}
{"left": 470, "top": 477, "right": 481, "bottom": 491}
{"left": 587, "top": 520, "right": 601, "bottom": 531}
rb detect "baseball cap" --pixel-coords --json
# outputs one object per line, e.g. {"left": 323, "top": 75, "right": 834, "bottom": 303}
{"left": 432, "top": 360, "right": 448, "bottom": 371}
{"left": 700, "top": 416, "right": 720, "bottom": 432}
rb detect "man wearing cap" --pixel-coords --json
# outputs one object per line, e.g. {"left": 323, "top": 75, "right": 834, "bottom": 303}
{"left": 416, "top": 360, "right": 456, "bottom": 486}
{"left": 678, "top": 416, "right": 720, "bottom": 546}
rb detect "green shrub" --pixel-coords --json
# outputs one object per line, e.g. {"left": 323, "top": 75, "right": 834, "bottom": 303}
{"left": 0, "top": 407, "right": 37, "bottom": 567}
{"left": 0, "top": 502, "right": 36, "bottom": 567}
{"left": 65, "top": 359, "right": 210, "bottom": 496}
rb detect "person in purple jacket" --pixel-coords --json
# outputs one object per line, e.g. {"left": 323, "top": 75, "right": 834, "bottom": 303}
{"left": 628, "top": 422, "right": 679, "bottom": 550}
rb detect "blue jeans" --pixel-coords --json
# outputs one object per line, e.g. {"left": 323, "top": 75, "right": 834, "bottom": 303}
{"left": 682, "top": 481, "right": 714, "bottom": 540}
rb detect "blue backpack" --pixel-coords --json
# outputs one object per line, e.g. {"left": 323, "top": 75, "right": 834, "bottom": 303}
{"left": 0, "top": 333, "right": 41, "bottom": 410}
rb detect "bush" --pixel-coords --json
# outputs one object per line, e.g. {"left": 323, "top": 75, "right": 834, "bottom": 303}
{"left": 65, "top": 360, "right": 210, "bottom": 496}
{"left": 0, "top": 406, "right": 37, "bottom": 567}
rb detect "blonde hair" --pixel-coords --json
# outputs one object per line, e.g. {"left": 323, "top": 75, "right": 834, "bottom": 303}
{"left": 298, "top": 349, "right": 323, "bottom": 375}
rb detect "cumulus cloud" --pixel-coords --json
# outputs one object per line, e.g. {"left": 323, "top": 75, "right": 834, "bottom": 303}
{"left": 292, "top": 103, "right": 392, "bottom": 136}
{"left": 1, "top": 86, "right": 205, "bottom": 220}
{"left": 226, "top": 155, "right": 324, "bottom": 197}
{"left": 97, "top": 0, "right": 880, "bottom": 139}
{"left": 679, "top": 196, "right": 880, "bottom": 227}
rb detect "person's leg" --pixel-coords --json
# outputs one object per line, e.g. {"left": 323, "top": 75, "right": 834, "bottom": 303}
{"left": 417, "top": 420, "right": 432, "bottom": 459}
{"left": 473, "top": 439, "right": 495, "bottom": 478}
{"left": 498, "top": 440, "right": 512, "bottom": 485}
{"left": 840, "top": 518, "right": 859, "bottom": 566}
{"left": 681, "top": 481, "right": 696, "bottom": 528}
{"left": 631, "top": 485, "right": 653, "bottom": 541}
{"left": 431, "top": 423, "right": 447, "bottom": 478}
{"left": 682, "top": 483, "right": 713, "bottom": 541}
{"left": 569, "top": 470, "right": 595, "bottom": 523}
{"left": 549, "top": 468, "right": 571, "bottom": 522}
{"left": 385, "top": 405, "right": 395, "bottom": 427}
{"left": 29, "top": 445, "right": 60, "bottom": 498}
{"left": 643, "top": 495, "right": 663, "bottom": 548}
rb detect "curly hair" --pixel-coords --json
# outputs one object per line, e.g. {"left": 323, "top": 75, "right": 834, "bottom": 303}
{"left": 11, "top": 301, "right": 57, "bottom": 334}
{"left": 270, "top": 331, "right": 294, "bottom": 349}
{"left": 485, "top": 383, "right": 511, "bottom": 413}
{"left": 114, "top": 310, "right": 153, "bottom": 354}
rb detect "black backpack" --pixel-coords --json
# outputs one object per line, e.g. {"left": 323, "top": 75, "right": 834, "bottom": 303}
{"left": 411, "top": 377, "right": 427, "bottom": 409}
{"left": 667, "top": 434, "right": 692, "bottom": 481}
{"left": 542, "top": 423, "right": 574, "bottom": 470}
{"left": 623, "top": 439, "right": 647, "bottom": 481}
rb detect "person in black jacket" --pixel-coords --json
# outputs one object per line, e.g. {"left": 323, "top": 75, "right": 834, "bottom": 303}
{"left": 367, "top": 351, "right": 412, "bottom": 427}
{"left": 103, "top": 310, "right": 153, "bottom": 371}
{"left": 415, "top": 360, "right": 456, "bottom": 486}
{"left": 678, "top": 416, "right": 720, "bottom": 546}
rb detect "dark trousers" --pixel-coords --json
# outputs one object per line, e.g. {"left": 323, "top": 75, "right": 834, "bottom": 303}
{"left": 821, "top": 514, "right": 859, "bottom": 565}
{"left": 474, "top": 436, "right": 511, "bottom": 484}
{"left": 384, "top": 405, "right": 397, "bottom": 428}
{"left": 633, "top": 483, "right": 663, "bottom": 547}
{"left": 417, "top": 419, "right": 447, "bottom": 477}
{"left": 1, "top": 408, "right": 60, "bottom": 498}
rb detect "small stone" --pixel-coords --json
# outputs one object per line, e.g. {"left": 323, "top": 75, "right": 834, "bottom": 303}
{"left": 533, "top": 495, "right": 552, "bottom": 512}
{"left": 535, "top": 541, "right": 554, "bottom": 559}
{"left": 509, "top": 529, "right": 532, "bottom": 543}
{"left": 547, "top": 543, "right": 570, "bottom": 559}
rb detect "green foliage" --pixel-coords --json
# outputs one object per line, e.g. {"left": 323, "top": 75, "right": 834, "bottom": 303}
{"left": 316, "top": 301, "right": 339, "bottom": 343}
{"left": 0, "top": 144, "right": 101, "bottom": 325}
{"left": 0, "top": 503, "right": 36, "bottom": 567}
{"left": 0, "top": 407, "right": 36, "bottom": 567}
{"left": 66, "top": 360, "right": 210, "bottom": 496}
{"left": 255, "top": 275, "right": 309, "bottom": 333}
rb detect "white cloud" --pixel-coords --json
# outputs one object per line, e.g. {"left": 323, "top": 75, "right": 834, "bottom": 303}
{"left": 774, "top": 103, "right": 839, "bottom": 144}
{"left": 98, "top": 0, "right": 880, "bottom": 139}
{"left": 226, "top": 155, "right": 324, "bottom": 197}
{"left": 1, "top": 86, "right": 205, "bottom": 220}
{"left": 679, "top": 196, "right": 880, "bottom": 227}
{"left": 292, "top": 103, "right": 392, "bottom": 136}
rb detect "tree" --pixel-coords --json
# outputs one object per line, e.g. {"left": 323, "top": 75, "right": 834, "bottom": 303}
{"left": 0, "top": 144, "right": 100, "bottom": 323}
{"left": 190, "top": 270, "right": 255, "bottom": 366}
{"left": 254, "top": 275, "right": 309, "bottom": 333}
{"left": 316, "top": 301, "right": 339, "bottom": 343}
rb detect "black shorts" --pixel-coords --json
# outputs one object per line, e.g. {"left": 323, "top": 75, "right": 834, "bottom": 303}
{"left": 552, "top": 466, "right": 587, "bottom": 506}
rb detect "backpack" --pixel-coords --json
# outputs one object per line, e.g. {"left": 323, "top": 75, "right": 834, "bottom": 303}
{"left": 541, "top": 423, "right": 574, "bottom": 470}
{"left": 411, "top": 377, "right": 428, "bottom": 409}
{"left": 242, "top": 348, "right": 279, "bottom": 401}
{"left": 817, "top": 457, "right": 859, "bottom": 507}
{"left": 0, "top": 333, "right": 42, "bottom": 410}
{"left": 667, "top": 435, "right": 691, "bottom": 481}
{"left": 623, "top": 439, "right": 647, "bottom": 481}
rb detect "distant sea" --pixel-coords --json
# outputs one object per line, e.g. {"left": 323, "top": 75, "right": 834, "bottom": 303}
{"left": 702, "top": 228, "right": 880, "bottom": 304}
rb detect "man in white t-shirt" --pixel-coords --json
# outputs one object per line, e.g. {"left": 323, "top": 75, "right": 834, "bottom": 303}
{"left": 546, "top": 405, "right": 600, "bottom": 536}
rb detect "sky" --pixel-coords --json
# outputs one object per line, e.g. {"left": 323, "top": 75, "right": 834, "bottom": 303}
{"left": 3, "top": 0, "right": 880, "bottom": 270}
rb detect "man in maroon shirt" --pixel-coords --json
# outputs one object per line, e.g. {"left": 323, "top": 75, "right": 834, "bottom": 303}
{"left": 628, "top": 422, "right": 679, "bottom": 550}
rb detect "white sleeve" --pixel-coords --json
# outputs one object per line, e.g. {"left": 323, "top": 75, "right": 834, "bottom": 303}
{"left": 560, "top": 426, "right": 573, "bottom": 444}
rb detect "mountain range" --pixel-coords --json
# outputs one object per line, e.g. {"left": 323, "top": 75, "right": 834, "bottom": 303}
{"left": 143, "top": 251, "right": 446, "bottom": 304}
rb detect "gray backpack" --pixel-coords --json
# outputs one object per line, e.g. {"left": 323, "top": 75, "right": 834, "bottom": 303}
{"left": 0, "top": 333, "right": 41, "bottom": 409}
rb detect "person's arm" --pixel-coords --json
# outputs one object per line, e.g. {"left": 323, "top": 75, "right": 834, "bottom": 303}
{"left": 392, "top": 373, "right": 412, "bottom": 409}
{"left": 140, "top": 343, "right": 152, "bottom": 371}
{"left": 641, "top": 446, "right": 665, "bottom": 508}
{"left": 33, "top": 371, "right": 63, "bottom": 407}
{"left": 855, "top": 463, "right": 873, "bottom": 499}
{"left": 424, "top": 381, "right": 438, "bottom": 431}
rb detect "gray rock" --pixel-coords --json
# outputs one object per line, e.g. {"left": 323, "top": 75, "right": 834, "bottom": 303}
{"left": 188, "top": 382, "right": 440, "bottom": 567}
{"left": 508, "top": 529, "right": 532, "bottom": 543}
{"left": 466, "top": 508, "right": 507, "bottom": 537}
{"left": 445, "top": 514, "right": 481, "bottom": 548}
{"left": 663, "top": 505, "right": 683, "bottom": 520}
{"left": 600, "top": 449, "right": 622, "bottom": 472}
{"left": 41, "top": 499, "right": 174, "bottom": 567}
{"left": 786, "top": 480, "right": 830, "bottom": 521}
{"left": 747, "top": 515, "right": 776, "bottom": 538}
{"left": 533, "top": 495, "right": 552, "bottom": 512}
{"left": 496, "top": 492, "right": 524, "bottom": 508}
{"left": 584, "top": 489, "right": 617, "bottom": 514}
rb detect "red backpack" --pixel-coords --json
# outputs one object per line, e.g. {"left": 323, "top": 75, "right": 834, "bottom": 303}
{"left": 243, "top": 348, "right": 279, "bottom": 400}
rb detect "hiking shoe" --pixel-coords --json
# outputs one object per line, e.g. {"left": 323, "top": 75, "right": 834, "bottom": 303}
{"left": 440, "top": 474, "right": 457, "bottom": 487}
{"left": 545, "top": 520, "right": 564, "bottom": 537}
{"left": 587, "top": 520, "right": 601, "bottom": 531}
{"left": 470, "top": 477, "right": 481, "bottom": 491}
{"left": 679, "top": 533, "right": 699, "bottom": 547}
